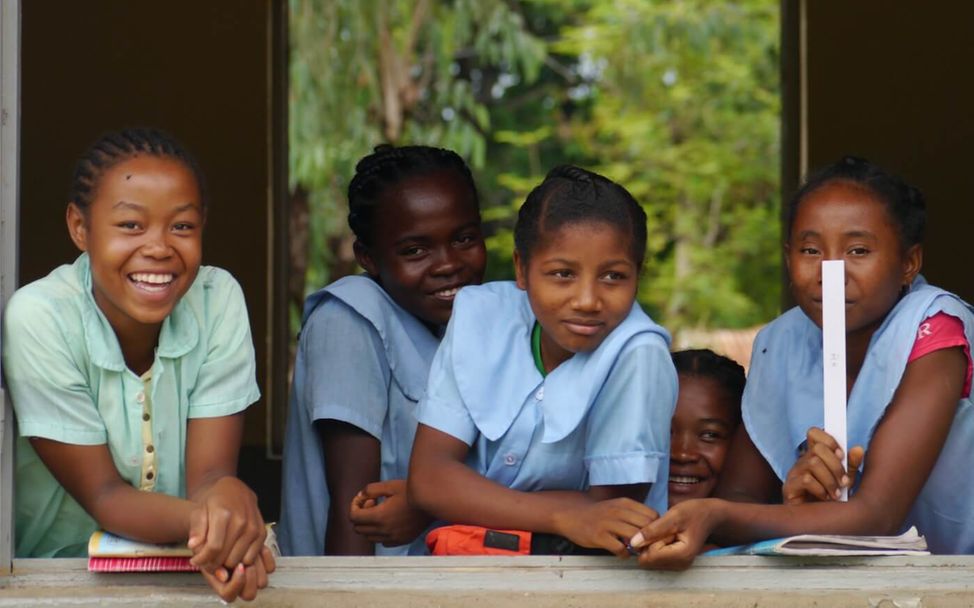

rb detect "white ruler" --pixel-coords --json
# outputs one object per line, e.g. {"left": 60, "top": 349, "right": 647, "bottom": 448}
{"left": 822, "top": 260, "right": 848, "bottom": 501}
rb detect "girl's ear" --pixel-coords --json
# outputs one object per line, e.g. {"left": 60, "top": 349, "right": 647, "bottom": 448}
{"left": 66, "top": 203, "right": 89, "bottom": 252}
{"left": 902, "top": 243, "right": 923, "bottom": 286}
{"left": 513, "top": 249, "right": 527, "bottom": 290}
{"left": 353, "top": 240, "right": 379, "bottom": 277}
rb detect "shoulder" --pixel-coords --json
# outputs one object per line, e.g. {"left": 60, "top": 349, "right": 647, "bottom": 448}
{"left": 452, "top": 281, "right": 530, "bottom": 326}
{"left": 4, "top": 261, "right": 85, "bottom": 339}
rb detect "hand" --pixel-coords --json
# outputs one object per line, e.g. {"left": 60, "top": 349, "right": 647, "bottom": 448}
{"left": 349, "top": 479, "right": 430, "bottom": 547}
{"left": 783, "top": 427, "right": 865, "bottom": 505}
{"left": 200, "top": 544, "right": 276, "bottom": 602}
{"left": 631, "top": 498, "right": 719, "bottom": 570}
{"left": 551, "top": 497, "right": 658, "bottom": 558}
{"left": 187, "top": 477, "right": 266, "bottom": 573}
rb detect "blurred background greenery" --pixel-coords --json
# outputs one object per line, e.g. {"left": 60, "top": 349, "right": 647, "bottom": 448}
{"left": 288, "top": 0, "right": 781, "bottom": 339}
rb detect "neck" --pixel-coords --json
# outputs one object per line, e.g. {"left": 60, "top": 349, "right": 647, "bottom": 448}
{"left": 115, "top": 322, "right": 161, "bottom": 376}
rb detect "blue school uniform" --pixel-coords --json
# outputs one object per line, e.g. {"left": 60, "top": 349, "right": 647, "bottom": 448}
{"left": 278, "top": 275, "right": 439, "bottom": 556}
{"left": 744, "top": 276, "right": 974, "bottom": 554}
{"left": 416, "top": 281, "right": 677, "bottom": 515}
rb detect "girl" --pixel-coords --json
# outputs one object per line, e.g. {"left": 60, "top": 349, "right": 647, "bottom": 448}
{"left": 633, "top": 157, "right": 974, "bottom": 568}
{"left": 2, "top": 129, "right": 273, "bottom": 601}
{"left": 408, "top": 165, "right": 677, "bottom": 557}
{"left": 668, "top": 349, "right": 744, "bottom": 507}
{"left": 278, "top": 145, "right": 487, "bottom": 556}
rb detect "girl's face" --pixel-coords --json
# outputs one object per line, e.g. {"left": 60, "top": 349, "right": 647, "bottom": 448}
{"left": 357, "top": 169, "right": 486, "bottom": 327}
{"left": 668, "top": 374, "right": 738, "bottom": 506}
{"left": 67, "top": 155, "right": 204, "bottom": 338}
{"left": 514, "top": 221, "right": 638, "bottom": 371}
{"left": 787, "top": 180, "right": 921, "bottom": 339}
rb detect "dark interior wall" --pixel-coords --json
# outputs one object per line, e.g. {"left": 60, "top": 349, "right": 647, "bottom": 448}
{"left": 20, "top": 1, "right": 278, "bottom": 447}
{"left": 805, "top": 1, "right": 974, "bottom": 302}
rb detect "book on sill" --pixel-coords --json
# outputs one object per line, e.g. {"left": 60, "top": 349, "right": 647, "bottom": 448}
{"left": 702, "top": 526, "right": 929, "bottom": 557}
{"left": 87, "top": 531, "right": 197, "bottom": 573}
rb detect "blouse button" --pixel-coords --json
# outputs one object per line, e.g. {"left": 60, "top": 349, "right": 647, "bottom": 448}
{"left": 146, "top": 471, "right": 154, "bottom": 480}
{"left": 146, "top": 444, "right": 155, "bottom": 454}
{"left": 136, "top": 392, "right": 145, "bottom": 404}
{"left": 535, "top": 387, "right": 544, "bottom": 400}
{"left": 142, "top": 412, "right": 150, "bottom": 422}
{"left": 503, "top": 453, "right": 517, "bottom": 466}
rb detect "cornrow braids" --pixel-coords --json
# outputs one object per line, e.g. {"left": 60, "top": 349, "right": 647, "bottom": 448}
{"left": 347, "top": 144, "right": 480, "bottom": 246}
{"left": 70, "top": 128, "right": 206, "bottom": 212}
{"left": 788, "top": 156, "right": 926, "bottom": 250}
{"left": 514, "top": 164, "right": 648, "bottom": 268}
{"left": 671, "top": 348, "right": 745, "bottom": 425}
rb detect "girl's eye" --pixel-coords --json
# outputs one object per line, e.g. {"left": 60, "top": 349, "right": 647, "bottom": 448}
{"left": 798, "top": 246, "right": 820, "bottom": 255}
{"left": 551, "top": 269, "right": 574, "bottom": 279}
{"left": 400, "top": 246, "right": 427, "bottom": 258}
{"left": 848, "top": 246, "right": 870, "bottom": 256}
{"left": 172, "top": 223, "right": 195, "bottom": 232}
{"left": 117, "top": 221, "right": 141, "bottom": 230}
{"left": 602, "top": 271, "right": 628, "bottom": 281}
{"left": 700, "top": 431, "right": 724, "bottom": 442}
{"left": 454, "top": 232, "right": 480, "bottom": 246}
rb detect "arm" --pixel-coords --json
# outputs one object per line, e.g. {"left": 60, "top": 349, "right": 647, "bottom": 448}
{"left": 713, "top": 423, "right": 781, "bottom": 504}
{"left": 318, "top": 419, "right": 380, "bottom": 555}
{"left": 635, "top": 348, "right": 967, "bottom": 568}
{"left": 408, "top": 423, "right": 655, "bottom": 555}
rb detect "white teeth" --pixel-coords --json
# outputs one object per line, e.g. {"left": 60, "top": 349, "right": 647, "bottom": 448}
{"left": 435, "top": 287, "right": 459, "bottom": 297}
{"left": 670, "top": 476, "right": 702, "bottom": 484}
{"left": 130, "top": 273, "right": 174, "bottom": 285}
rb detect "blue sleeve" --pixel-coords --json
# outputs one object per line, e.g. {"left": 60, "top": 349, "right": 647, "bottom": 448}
{"left": 415, "top": 320, "right": 479, "bottom": 446}
{"left": 295, "top": 297, "right": 391, "bottom": 440}
{"left": 584, "top": 334, "right": 677, "bottom": 486}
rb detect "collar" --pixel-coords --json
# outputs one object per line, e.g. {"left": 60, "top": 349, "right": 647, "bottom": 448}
{"left": 76, "top": 253, "right": 200, "bottom": 372}
{"left": 451, "top": 282, "right": 671, "bottom": 443}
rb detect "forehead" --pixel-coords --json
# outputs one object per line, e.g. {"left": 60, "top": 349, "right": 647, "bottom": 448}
{"left": 792, "top": 181, "right": 898, "bottom": 237}
{"left": 533, "top": 220, "right": 634, "bottom": 260}
{"left": 673, "top": 374, "right": 738, "bottom": 424}
{"left": 374, "top": 170, "right": 478, "bottom": 230}
{"left": 95, "top": 155, "right": 200, "bottom": 200}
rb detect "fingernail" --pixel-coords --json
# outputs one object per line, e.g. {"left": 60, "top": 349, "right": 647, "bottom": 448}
{"left": 216, "top": 568, "right": 229, "bottom": 583}
{"left": 630, "top": 533, "right": 645, "bottom": 548}
{"left": 835, "top": 448, "right": 843, "bottom": 458}
{"left": 841, "top": 475, "right": 850, "bottom": 487}
{"left": 834, "top": 488, "right": 841, "bottom": 498}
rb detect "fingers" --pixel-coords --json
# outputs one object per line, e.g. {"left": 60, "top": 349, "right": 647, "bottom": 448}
{"left": 360, "top": 479, "right": 406, "bottom": 500}
{"left": 848, "top": 445, "right": 865, "bottom": 475}
{"left": 201, "top": 563, "right": 247, "bottom": 603}
{"left": 629, "top": 516, "right": 676, "bottom": 550}
{"left": 637, "top": 537, "right": 694, "bottom": 571}
{"left": 806, "top": 427, "right": 839, "bottom": 451}
{"left": 187, "top": 506, "right": 208, "bottom": 551}
{"left": 260, "top": 545, "right": 277, "bottom": 575}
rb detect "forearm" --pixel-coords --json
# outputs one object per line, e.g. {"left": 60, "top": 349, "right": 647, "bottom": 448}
{"left": 326, "top": 487, "right": 374, "bottom": 555}
{"left": 708, "top": 495, "right": 900, "bottom": 546}
{"left": 90, "top": 481, "right": 196, "bottom": 544}
{"left": 409, "top": 456, "right": 595, "bottom": 534}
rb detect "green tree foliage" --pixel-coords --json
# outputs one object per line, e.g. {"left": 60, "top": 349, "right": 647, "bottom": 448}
{"left": 290, "top": 0, "right": 780, "bottom": 331}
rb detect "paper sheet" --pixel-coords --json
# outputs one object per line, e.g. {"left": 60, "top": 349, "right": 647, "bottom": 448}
{"left": 822, "top": 260, "right": 848, "bottom": 501}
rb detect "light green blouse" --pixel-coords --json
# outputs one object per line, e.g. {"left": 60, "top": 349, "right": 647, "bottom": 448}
{"left": 2, "top": 254, "right": 260, "bottom": 557}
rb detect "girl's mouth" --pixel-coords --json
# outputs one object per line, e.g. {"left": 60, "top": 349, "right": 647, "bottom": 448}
{"left": 563, "top": 320, "right": 603, "bottom": 336}
{"left": 669, "top": 475, "right": 703, "bottom": 485}
{"left": 431, "top": 286, "right": 462, "bottom": 301}
{"left": 129, "top": 272, "right": 175, "bottom": 294}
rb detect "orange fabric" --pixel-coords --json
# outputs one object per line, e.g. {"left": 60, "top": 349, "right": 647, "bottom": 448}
{"left": 425, "top": 525, "right": 531, "bottom": 556}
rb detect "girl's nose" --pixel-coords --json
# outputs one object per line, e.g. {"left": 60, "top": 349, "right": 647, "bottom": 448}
{"left": 429, "top": 246, "right": 462, "bottom": 277}
{"left": 571, "top": 280, "right": 601, "bottom": 312}
{"left": 140, "top": 231, "right": 174, "bottom": 258}
{"left": 671, "top": 435, "right": 698, "bottom": 463}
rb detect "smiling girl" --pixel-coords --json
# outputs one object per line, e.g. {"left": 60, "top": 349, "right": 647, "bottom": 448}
{"left": 2, "top": 129, "right": 273, "bottom": 601}
{"left": 633, "top": 157, "right": 974, "bottom": 568}
{"left": 279, "top": 145, "right": 487, "bottom": 556}
{"left": 407, "top": 165, "right": 677, "bottom": 557}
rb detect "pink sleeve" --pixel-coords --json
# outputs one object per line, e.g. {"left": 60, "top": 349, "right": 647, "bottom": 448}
{"left": 909, "top": 312, "right": 972, "bottom": 398}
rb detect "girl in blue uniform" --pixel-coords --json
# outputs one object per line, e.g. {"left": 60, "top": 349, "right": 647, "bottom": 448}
{"left": 2, "top": 129, "right": 273, "bottom": 601}
{"left": 409, "top": 165, "right": 678, "bottom": 557}
{"left": 633, "top": 157, "right": 974, "bottom": 568}
{"left": 279, "top": 145, "right": 487, "bottom": 556}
